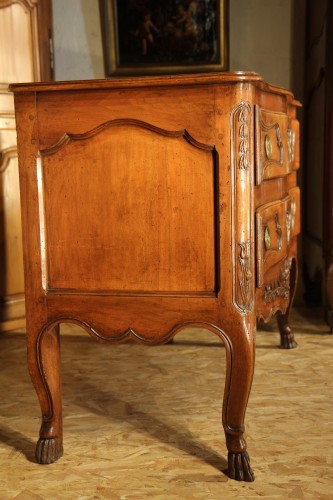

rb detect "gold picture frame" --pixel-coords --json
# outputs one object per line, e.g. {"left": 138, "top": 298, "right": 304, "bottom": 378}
{"left": 99, "top": 0, "right": 228, "bottom": 76}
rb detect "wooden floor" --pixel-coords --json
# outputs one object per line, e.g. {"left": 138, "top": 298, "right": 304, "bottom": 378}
{"left": 0, "top": 308, "right": 332, "bottom": 499}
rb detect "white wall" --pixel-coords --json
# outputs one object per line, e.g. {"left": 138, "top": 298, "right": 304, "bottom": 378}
{"left": 229, "top": 0, "right": 292, "bottom": 89}
{"left": 52, "top": 0, "right": 300, "bottom": 92}
{"left": 52, "top": 0, "right": 104, "bottom": 81}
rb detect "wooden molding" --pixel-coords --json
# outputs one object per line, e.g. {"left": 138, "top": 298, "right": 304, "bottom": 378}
{"left": 40, "top": 118, "right": 215, "bottom": 156}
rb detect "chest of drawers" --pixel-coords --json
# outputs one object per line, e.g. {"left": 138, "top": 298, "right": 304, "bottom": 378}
{"left": 10, "top": 72, "right": 300, "bottom": 481}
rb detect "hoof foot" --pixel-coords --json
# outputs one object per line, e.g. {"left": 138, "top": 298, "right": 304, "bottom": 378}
{"left": 228, "top": 451, "right": 255, "bottom": 482}
{"left": 277, "top": 315, "right": 297, "bottom": 349}
{"left": 36, "top": 437, "right": 63, "bottom": 464}
{"left": 279, "top": 330, "right": 297, "bottom": 349}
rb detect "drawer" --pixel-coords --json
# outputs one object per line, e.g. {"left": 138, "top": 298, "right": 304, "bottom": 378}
{"left": 256, "top": 189, "right": 300, "bottom": 287}
{"left": 255, "top": 106, "right": 299, "bottom": 183}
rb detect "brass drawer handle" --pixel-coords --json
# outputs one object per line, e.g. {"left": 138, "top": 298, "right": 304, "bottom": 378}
{"left": 287, "top": 128, "right": 295, "bottom": 164}
{"left": 264, "top": 134, "right": 272, "bottom": 160}
{"left": 264, "top": 225, "right": 271, "bottom": 250}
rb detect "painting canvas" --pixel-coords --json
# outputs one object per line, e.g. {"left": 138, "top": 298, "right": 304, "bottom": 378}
{"left": 100, "top": 0, "right": 228, "bottom": 75}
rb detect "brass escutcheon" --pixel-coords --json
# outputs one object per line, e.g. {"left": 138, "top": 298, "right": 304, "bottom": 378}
{"left": 264, "top": 134, "right": 272, "bottom": 159}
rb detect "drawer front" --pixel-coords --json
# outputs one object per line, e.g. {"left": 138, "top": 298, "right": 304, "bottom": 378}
{"left": 255, "top": 106, "right": 299, "bottom": 183}
{"left": 256, "top": 190, "right": 300, "bottom": 287}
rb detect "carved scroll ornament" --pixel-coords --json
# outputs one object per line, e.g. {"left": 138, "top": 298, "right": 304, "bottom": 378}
{"left": 238, "top": 102, "right": 250, "bottom": 170}
{"left": 230, "top": 101, "right": 254, "bottom": 314}
{"left": 263, "top": 258, "right": 292, "bottom": 305}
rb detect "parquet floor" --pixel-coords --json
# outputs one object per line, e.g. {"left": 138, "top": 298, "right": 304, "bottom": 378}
{"left": 0, "top": 308, "right": 332, "bottom": 499}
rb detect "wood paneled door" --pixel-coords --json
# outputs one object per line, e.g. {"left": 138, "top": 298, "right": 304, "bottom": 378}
{"left": 0, "top": 0, "right": 53, "bottom": 332}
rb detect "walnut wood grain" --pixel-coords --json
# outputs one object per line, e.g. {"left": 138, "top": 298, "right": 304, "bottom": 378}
{"left": 11, "top": 72, "right": 300, "bottom": 481}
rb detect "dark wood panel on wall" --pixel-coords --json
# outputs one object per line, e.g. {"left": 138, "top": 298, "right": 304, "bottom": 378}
{"left": 35, "top": 0, "right": 55, "bottom": 82}
{"left": 303, "top": 0, "right": 333, "bottom": 330}
{"left": 323, "top": 2, "right": 333, "bottom": 330}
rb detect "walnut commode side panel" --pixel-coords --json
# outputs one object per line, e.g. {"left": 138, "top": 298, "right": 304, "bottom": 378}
{"left": 40, "top": 120, "right": 217, "bottom": 295}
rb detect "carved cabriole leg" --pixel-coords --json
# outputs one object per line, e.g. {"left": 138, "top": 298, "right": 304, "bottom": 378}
{"left": 218, "top": 317, "right": 255, "bottom": 482}
{"left": 27, "top": 323, "right": 63, "bottom": 464}
{"left": 277, "top": 258, "right": 298, "bottom": 349}
{"left": 223, "top": 97, "right": 255, "bottom": 480}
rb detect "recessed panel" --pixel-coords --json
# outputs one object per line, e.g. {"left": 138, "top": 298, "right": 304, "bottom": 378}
{"left": 41, "top": 124, "right": 216, "bottom": 294}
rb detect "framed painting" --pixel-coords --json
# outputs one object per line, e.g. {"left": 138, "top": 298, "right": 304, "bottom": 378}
{"left": 99, "top": 0, "right": 228, "bottom": 76}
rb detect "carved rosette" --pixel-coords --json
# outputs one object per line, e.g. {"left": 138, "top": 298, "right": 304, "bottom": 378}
{"left": 230, "top": 101, "right": 254, "bottom": 314}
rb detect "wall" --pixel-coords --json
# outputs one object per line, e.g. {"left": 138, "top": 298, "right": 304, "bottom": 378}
{"left": 230, "top": 0, "right": 292, "bottom": 88}
{"left": 52, "top": 0, "right": 304, "bottom": 98}
{"left": 52, "top": 0, "right": 104, "bottom": 80}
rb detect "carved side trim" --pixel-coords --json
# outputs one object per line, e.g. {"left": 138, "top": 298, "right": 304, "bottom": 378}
{"left": 263, "top": 258, "right": 292, "bottom": 305}
{"left": 40, "top": 118, "right": 215, "bottom": 156}
{"left": 238, "top": 103, "right": 250, "bottom": 170}
{"left": 230, "top": 101, "right": 254, "bottom": 314}
{"left": 0, "top": 146, "right": 18, "bottom": 173}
